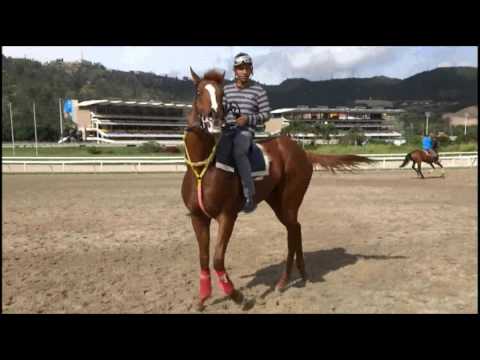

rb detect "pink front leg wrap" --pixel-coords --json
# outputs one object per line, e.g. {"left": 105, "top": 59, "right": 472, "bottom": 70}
{"left": 199, "top": 269, "right": 212, "bottom": 303}
{"left": 215, "top": 270, "right": 234, "bottom": 296}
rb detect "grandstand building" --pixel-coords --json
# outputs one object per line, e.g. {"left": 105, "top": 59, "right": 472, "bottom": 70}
{"left": 69, "top": 99, "right": 269, "bottom": 145}
{"left": 69, "top": 99, "right": 192, "bottom": 145}
{"left": 267, "top": 105, "right": 406, "bottom": 144}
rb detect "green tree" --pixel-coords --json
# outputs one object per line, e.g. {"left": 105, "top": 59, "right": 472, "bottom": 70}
{"left": 280, "top": 121, "right": 313, "bottom": 135}
{"left": 313, "top": 121, "right": 337, "bottom": 140}
{"left": 339, "top": 127, "right": 367, "bottom": 146}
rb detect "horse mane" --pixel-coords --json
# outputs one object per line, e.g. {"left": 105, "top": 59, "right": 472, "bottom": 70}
{"left": 203, "top": 69, "right": 225, "bottom": 85}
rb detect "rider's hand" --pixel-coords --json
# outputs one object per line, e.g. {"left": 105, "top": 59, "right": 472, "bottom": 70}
{"left": 235, "top": 115, "right": 249, "bottom": 127}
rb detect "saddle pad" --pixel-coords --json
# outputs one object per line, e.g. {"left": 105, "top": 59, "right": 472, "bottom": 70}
{"left": 215, "top": 129, "right": 269, "bottom": 179}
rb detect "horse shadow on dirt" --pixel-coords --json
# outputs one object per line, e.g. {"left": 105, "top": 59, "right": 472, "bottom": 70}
{"left": 413, "top": 175, "right": 446, "bottom": 180}
{"left": 210, "top": 247, "right": 406, "bottom": 310}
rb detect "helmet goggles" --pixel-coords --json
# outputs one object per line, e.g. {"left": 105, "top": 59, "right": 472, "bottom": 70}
{"left": 234, "top": 54, "right": 253, "bottom": 67}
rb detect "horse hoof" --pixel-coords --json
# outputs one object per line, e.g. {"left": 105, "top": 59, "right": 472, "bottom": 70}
{"left": 275, "top": 283, "right": 287, "bottom": 293}
{"left": 299, "top": 272, "right": 308, "bottom": 283}
{"left": 241, "top": 298, "right": 256, "bottom": 311}
{"left": 196, "top": 301, "right": 207, "bottom": 312}
{"left": 230, "top": 289, "right": 244, "bottom": 305}
{"left": 296, "top": 278, "right": 307, "bottom": 288}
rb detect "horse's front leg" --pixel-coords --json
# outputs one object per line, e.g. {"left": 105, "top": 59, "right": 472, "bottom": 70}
{"left": 412, "top": 162, "right": 419, "bottom": 177}
{"left": 191, "top": 214, "right": 212, "bottom": 308}
{"left": 435, "top": 160, "right": 445, "bottom": 177}
{"left": 213, "top": 213, "right": 241, "bottom": 302}
{"left": 418, "top": 162, "right": 425, "bottom": 179}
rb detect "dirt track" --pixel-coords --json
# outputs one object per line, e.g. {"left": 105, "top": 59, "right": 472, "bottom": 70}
{"left": 2, "top": 168, "right": 477, "bottom": 313}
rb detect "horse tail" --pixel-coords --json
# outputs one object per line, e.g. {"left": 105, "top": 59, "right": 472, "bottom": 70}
{"left": 306, "top": 152, "right": 375, "bottom": 173}
{"left": 399, "top": 153, "right": 412, "bottom": 168}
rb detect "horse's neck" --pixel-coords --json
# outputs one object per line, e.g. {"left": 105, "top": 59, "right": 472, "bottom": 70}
{"left": 185, "top": 132, "right": 215, "bottom": 163}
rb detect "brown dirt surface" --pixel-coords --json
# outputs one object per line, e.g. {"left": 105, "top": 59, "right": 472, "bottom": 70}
{"left": 2, "top": 168, "right": 477, "bottom": 313}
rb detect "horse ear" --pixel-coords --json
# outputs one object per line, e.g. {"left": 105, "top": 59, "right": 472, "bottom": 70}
{"left": 221, "top": 71, "right": 225, "bottom": 84}
{"left": 190, "top": 67, "right": 201, "bottom": 86}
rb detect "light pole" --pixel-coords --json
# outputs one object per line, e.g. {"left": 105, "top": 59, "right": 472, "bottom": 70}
{"left": 425, "top": 112, "right": 431, "bottom": 134}
{"left": 59, "top": 98, "right": 63, "bottom": 141}
{"left": 464, "top": 112, "right": 469, "bottom": 136}
{"left": 33, "top": 102, "right": 38, "bottom": 156}
{"left": 9, "top": 102, "right": 15, "bottom": 156}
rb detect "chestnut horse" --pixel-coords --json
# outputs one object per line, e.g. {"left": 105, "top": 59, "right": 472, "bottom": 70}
{"left": 182, "top": 68, "right": 374, "bottom": 310}
{"left": 399, "top": 149, "right": 444, "bottom": 179}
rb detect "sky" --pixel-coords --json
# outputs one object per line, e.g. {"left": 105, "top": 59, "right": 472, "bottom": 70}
{"left": 2, "top": 46, "right": 477, "bottom": 85}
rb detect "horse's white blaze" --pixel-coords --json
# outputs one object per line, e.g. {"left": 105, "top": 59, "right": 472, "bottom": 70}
{"left": 205, "top": 84, "right": 218, "bottom": 112}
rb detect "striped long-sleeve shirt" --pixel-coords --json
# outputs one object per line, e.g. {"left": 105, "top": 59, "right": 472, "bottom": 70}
{"left": 223, "top": 82, "right": 271, "bottom": 130}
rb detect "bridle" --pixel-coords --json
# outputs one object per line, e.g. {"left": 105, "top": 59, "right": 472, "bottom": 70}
{"left": 183, "top": 95, "right": 243, "bottom": 177}
{"left": 185, "top": 99, "right": 242, "bottom": 133}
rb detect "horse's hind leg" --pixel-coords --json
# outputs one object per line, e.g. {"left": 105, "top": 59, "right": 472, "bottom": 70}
{"left": 267, "top": 198, "right": 302, "bottom": 290}
{"left": 266, "top": 177, "right": 310, "bottom": 291}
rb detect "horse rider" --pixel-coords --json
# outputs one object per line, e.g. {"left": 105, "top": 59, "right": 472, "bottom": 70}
{"left": 422, "top": 132, "right": 433, "bottom": 160}
{"left": 223, "top": 52, "right": 271, "bottom": 213}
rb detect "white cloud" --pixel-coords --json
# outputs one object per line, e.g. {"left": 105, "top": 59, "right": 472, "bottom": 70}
{"left": 2, "top": 46, "right": 477, "bottom": 85}
{"left": 250, "top": 46, "right": 402, "bottom": 83}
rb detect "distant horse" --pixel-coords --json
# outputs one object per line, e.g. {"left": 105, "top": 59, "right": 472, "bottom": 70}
{"left": 182, "top": 68, "right": 374, "bottom": 310}
{"left": 399, "top": 149, "right": 444, "bottom": 179}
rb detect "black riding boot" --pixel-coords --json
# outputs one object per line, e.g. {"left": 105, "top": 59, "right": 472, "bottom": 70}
{"left": 241, "top": 185, "right": 256, "bottom": 213}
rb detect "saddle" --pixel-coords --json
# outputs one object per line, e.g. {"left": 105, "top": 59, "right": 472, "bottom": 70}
{"left": 424, "top": 150, "right": 438, "bottom": 161}
{"left": 214, "top": 126, "right": 270, "bottom": 179}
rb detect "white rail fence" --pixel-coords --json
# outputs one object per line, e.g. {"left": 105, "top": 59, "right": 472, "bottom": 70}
{"left": 2, "top": 152, "right": 477, "bottom": 173}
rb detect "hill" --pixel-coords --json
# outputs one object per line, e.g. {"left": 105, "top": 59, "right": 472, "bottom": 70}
{"left": 2, "top": 55, "right": 477, "bottom": 141}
